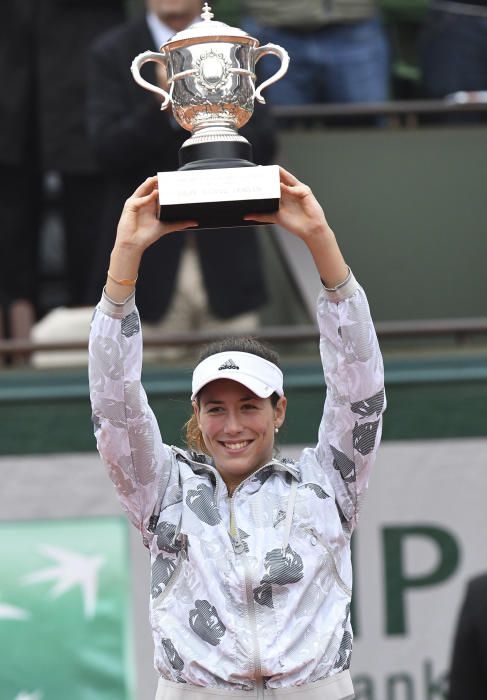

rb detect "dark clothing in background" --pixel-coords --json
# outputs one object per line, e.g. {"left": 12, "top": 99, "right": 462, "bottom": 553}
{"left": 86, "top": 16, "right": 276, "bottom": 323}
{"left": 0, "top": 0, "right": 125, "bottom": 171}
{"left": 0, "top": 165, "right": 41, "bottom": 305}
{"left": 448, "top": 574, "right": 487, "bottom": 700}
{"left": 0, "top": 0, "right": 125, "bottom": 308}
{"left": 419, "top": 7, "right": 487, "bottom": 124}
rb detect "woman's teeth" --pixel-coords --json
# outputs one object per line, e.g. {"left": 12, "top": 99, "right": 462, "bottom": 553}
{"left": 224, "top": 441, "right": 250, "bottom": 451}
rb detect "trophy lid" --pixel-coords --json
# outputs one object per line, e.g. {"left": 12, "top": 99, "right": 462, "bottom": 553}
{"left": 163, "top": 3, "right": 254, "bottom": 47}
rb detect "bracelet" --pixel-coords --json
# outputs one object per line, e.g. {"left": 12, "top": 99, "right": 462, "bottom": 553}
{"left": 107, "top": 270, "right": 138, "bottom": 287}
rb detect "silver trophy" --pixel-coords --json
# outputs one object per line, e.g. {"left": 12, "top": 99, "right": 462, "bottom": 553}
{"left": 131, "top": 3, "right": 289, "bottom": 228}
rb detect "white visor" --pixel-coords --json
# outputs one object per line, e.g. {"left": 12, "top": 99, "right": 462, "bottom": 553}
{"left": 191, "top": 351, "right": 284, "bottom": 401}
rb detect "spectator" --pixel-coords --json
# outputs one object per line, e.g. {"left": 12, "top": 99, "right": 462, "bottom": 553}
{"left": 419, "top": 2, "right": 487, "bottom": 123}
{"left": 448, "top": 573, "right": 487, "bottom": 699}
{"left": 0, "top": 0, "right": 126, "bottom": 357}
{"left": 85, "top": 0, "right": 276, "bottom": 347}
{"left": 242, "top": 0, "right": 390, "bottom": 107}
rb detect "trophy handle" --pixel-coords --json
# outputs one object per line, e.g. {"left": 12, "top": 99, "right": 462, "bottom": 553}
{"left": 131, "top": 50, "right": 171, "bottom": 110}
{"left": 253, "top": 43, "right": 290, "bottom": 105}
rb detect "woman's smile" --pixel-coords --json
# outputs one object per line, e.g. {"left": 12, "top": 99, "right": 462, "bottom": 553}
{"left": 220, "top": 439, "right": 253, "bottom": 453}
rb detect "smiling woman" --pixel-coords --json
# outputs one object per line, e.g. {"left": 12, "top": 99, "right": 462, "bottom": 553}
{"left": 88, "top": 167, "right": 385, "bottom": 700}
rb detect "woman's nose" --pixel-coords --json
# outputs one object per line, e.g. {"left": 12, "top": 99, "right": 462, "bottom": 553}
{"left": 224, "top": 411, "right": 242, "bottom": 434}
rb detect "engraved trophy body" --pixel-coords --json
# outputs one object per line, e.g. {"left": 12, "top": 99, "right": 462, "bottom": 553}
{"left": 131, "top": 3, "right": 289, "bottom": 228}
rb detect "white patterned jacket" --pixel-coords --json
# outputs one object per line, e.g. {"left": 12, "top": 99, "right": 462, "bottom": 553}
{"left": 88, "top": 271, "right": 385, "bottom": 692}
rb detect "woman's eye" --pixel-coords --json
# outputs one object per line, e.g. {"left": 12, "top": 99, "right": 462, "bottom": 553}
{"left": 242, "top": 404, "right": 258, "bottom": 411}
{"left": 207, "top": 406, "right": 224, "bottom": 414}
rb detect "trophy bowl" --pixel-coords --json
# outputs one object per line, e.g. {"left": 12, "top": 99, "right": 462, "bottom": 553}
{"left": 131, "top": 2, "right": 289, "bottom": 169}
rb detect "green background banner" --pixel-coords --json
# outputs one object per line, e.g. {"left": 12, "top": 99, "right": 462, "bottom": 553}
{"left": 0, "top": 517, "right": 133, "bottom": 700}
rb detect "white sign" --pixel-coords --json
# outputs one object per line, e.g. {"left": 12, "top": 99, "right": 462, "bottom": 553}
{"left": 2, "top": 439, "right": 486, "bottom": 699}
{"left": 349, "top": 438, "right": 487, "bottom": 700}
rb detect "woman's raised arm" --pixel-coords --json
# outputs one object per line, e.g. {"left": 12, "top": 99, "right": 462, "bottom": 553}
{"left": 105, "top": 176, "right": 197, "bottom": 302}
{"left": 89, "top": 177, "right": 197, "bottom": 541}
{"left": 244, "top": 166, "right": 349, "bottom": 288}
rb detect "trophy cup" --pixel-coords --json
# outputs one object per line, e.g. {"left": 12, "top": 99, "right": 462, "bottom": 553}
{"left": 131, "top": 3, "right": 289, "bottom": 229}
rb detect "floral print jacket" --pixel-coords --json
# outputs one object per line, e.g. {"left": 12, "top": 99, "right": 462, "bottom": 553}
{"left": 89, "top": 271, "right": 385, "bottom": 690}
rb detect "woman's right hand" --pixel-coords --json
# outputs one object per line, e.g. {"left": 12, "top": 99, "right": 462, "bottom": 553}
{"left": 115, "top": 175, "right": 197, "bottom": 253}
{"left": 106, "top": 176, "right": 197, "bottom": 302}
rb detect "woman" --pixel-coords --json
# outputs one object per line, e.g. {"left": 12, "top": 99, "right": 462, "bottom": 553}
{"left": 89, "top": 168, "right": 385, "bottom": 700}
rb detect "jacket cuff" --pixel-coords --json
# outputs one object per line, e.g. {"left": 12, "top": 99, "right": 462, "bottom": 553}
{"left": 321, "top": 268, "right": 360, "bottom": 302}
{"left": 97, "top": 287, "right": 136, "bottom": 319}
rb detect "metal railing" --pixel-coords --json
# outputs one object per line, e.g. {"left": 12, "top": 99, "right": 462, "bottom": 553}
{"left": 0, "top": 317, "right": 487, "bottom": 360}
{"left": 272, "top": 97, "right": 487, "bottom": 125}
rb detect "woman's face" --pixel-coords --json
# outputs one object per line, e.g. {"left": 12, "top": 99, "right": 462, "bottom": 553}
{"left": 193, "top": 379, "right": 287, "bottom": 494}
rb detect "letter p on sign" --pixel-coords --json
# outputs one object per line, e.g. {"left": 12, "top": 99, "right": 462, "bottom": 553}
{"left": 383, "top": 526, "right": 460, "bottom": 635}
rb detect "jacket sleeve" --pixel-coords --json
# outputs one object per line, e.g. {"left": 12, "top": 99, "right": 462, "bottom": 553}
{"left": 314, "top": 270, "right": 386, "bottom": 531}
{"left": 88, "top": 290, "right": 176, "bottom": 540}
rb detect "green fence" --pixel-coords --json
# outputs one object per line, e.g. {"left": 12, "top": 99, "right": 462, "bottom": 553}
{"left": 1, "top": 352, "right": 486, "bottom": 456}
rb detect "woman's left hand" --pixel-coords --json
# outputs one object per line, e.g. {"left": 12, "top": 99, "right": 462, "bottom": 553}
{"left": 245, "top": 167, "right": 349, "bottom": 288}
{"left": 244, "top": 167, "right": 330, "bottom": 242}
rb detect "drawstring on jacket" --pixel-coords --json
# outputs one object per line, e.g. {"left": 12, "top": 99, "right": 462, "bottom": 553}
{"left": 281, "top": 477, "right": 298, "bottom": 552}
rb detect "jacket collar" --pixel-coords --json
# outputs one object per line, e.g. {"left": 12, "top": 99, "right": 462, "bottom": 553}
{"left": 171, "top": 446, "right": 301, "bottom": 482}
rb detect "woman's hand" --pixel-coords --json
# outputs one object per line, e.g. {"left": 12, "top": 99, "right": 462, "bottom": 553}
{"left": 245, "top": 167, "right": 349, "bottom": 288}
{"left": 106, "top": 176, "right": 197, "bottom": 302}
{"left": 244, "top": 167, "right": 329, "bottom": 241}
{"left": 115, "top": 175, "right": 197, "bottom": 253}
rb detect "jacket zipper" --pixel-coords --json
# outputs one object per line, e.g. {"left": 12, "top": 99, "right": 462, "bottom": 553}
{"left": 306, "top": 527, "right": 351, "bottom": 596}
{"left": 229, "top": 493, "right": 264, "bottom": 698}
{"left": 227, "top": 462, "right": 299, "bottom": 697}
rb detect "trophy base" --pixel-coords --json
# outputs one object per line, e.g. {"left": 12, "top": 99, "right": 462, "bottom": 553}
{"left": 179, "top": 157, "right": 255, "bottom": 171}
{"left": 178, "top": 138, "right": 254, "bottom": 170}
{"left": 157, "top": 165, "right": 280, "bottom": 230}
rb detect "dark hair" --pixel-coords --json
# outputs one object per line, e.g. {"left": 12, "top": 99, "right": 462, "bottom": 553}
{"left": 185, "top": 336, "right": 282, "bottom": 454}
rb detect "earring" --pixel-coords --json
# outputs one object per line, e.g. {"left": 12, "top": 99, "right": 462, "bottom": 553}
{"left": 274, "top": 426, "right": 279, "bottom": 434}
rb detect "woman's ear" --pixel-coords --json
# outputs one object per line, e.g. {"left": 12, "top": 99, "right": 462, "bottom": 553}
{"left": 274, "top": 395, "right": 287, "bottom": 429}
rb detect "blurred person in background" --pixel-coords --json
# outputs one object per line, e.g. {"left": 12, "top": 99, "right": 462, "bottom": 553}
{"left": 448, "top": 573, "right": 487, "bottom": 699}
{"left": 419, "top": 2, "right": 487, "bottom": 122}
{"left": 84, "top": 0, "right": 277, "bottom": 348}
{"left": 241, "top": 0, "right": 390, "bottom": 108}
{"left": 0, "top": 0, "right": 125, "bottom": 360}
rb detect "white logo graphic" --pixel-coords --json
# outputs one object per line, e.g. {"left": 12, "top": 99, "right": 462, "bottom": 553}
{"left": 0, "top": 594, "right": 30, "bottom": 621}
{"left": 14, "top": 692, "right": 43, "bottom": 700}
{"left": 23, "top": 546, "right": 105, "bottom": 619}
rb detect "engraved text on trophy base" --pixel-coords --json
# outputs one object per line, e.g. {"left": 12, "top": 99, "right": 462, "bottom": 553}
{"left": 157, "top": 165, "right": 280, "bottom": 205}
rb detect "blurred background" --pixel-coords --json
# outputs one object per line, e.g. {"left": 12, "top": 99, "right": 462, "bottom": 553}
{"left": 1, "top": 0, "right": 486, "bottom": 698}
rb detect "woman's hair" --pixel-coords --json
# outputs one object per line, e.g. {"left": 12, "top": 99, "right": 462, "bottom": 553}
{"left": 185, "top": 337, "right": 281, "bottom": 455}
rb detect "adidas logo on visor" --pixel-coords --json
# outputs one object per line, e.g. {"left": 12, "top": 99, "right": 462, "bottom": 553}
{"left": 218, "top": 359, "right": 239, "bottom": 371}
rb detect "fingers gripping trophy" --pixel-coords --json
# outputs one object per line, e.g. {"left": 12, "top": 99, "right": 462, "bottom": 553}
{"left": 131, "top": 2, "right": 289, "bottom": 229}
